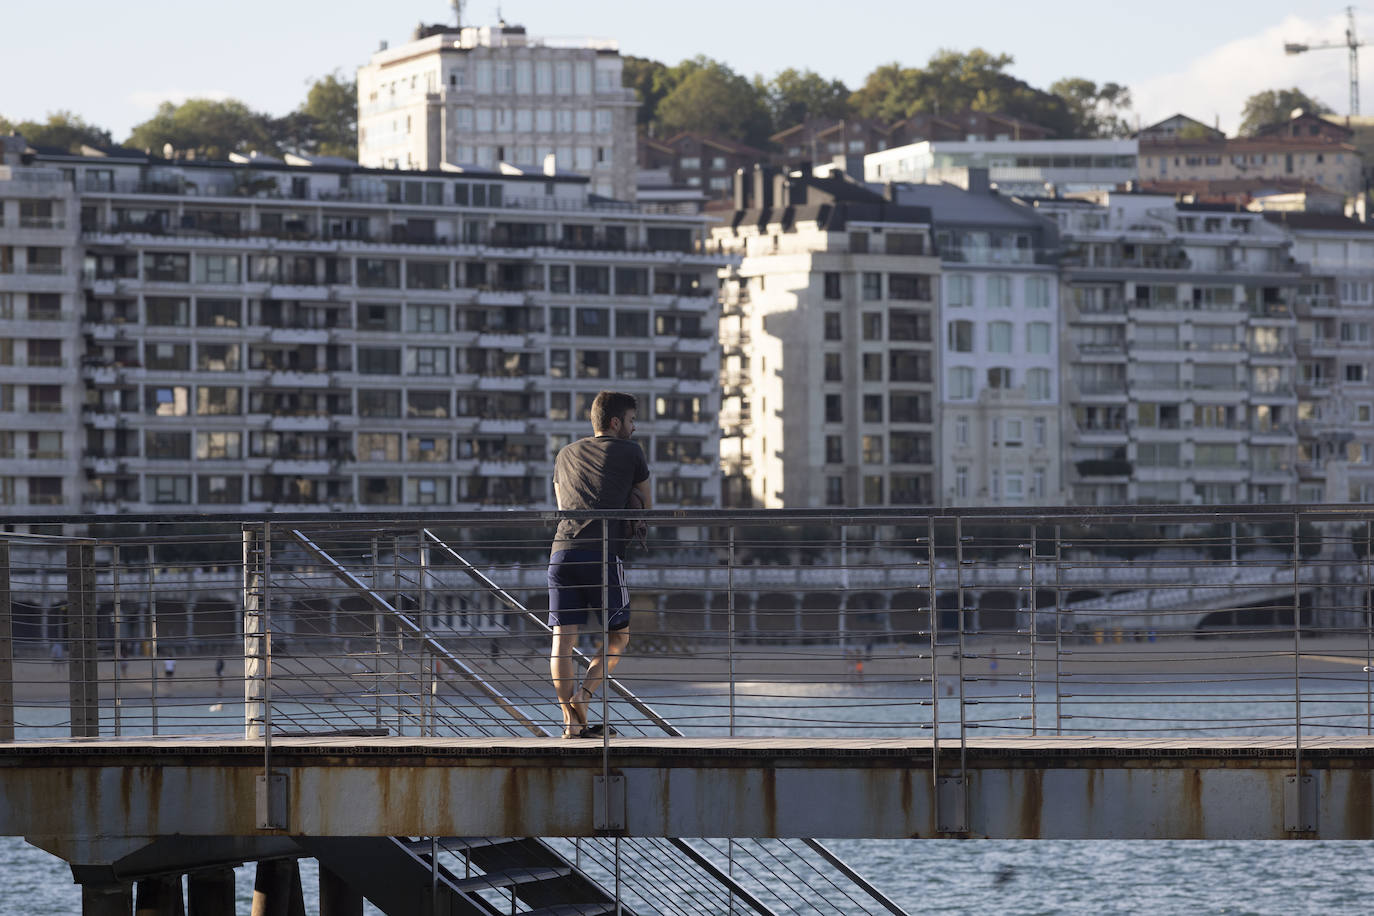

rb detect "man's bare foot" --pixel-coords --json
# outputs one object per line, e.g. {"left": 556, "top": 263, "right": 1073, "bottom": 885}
{"left": 573, "top": 685, "right": 594, "bottom": 733}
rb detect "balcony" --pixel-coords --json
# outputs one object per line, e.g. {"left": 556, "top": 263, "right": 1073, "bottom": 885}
{"left": 1075, "top": 458, "right": 1133, "bottom": 478}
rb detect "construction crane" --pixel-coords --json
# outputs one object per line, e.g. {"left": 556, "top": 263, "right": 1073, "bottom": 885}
{"left": 1284, "top": 6, "right": 1366, "bottom": 115}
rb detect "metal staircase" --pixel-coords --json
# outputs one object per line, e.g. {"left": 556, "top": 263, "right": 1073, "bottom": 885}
{"left": 264, "top": 526, "right": 907, "bottom": 916}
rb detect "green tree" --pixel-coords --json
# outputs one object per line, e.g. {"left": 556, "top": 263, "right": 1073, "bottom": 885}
{"left": 126, "top": 98, "right": 274, "bottom": 159}
{"left": 1049, "top": 78, "right": 1133, "bottom": 137}
{"left": 622, "top": 56, "right": 673, "bottom": 131}
{"left": 294, "top": 71, "right": 357, "bottom": 158}
{"left": 849, "top": 49, "right": 1077, "bottom": 136}
{"left": 1239, "top": 87, "right": 1331, "bottom": 136}
{"left": 763, "top": 68, "right": 851, "bottom": 132}
{"left": 655, "top": 57, "right": 772, "bottom": 147}
{"left": 6, "top": 111, "right": 113, "bottom": 152}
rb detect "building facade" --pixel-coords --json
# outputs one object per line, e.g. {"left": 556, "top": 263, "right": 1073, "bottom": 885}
{"left": 0, "top": 141, "right": 725, "bottom": 517}
{"left": 1273, "top": 212, "right": 1374, "bottom": 503}
{"left": 864, "top": 139, "right": 1139, "bottom": 197}
{"left": 1034, "top": 193, "right": 1302, "bottom": 506}
{"left": 714, "top": 168, "right": 939, "bottom": 508}
{"left": 637, "top": 133, "right": 769, "bottom": 201}
{"left": 357, "top": 21, "right": 638, "bottom": 199}
{"left": 887, "top": 179, "right": 1063, "bottom": 505}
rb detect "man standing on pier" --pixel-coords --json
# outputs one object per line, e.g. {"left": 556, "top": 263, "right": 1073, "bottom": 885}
{"left": 548, "top": 390, "right": 650, "bottom": 738}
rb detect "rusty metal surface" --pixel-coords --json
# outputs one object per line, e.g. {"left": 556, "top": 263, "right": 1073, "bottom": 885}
{"left": 2, "top": 736, "right": 1372, "bottom": 840}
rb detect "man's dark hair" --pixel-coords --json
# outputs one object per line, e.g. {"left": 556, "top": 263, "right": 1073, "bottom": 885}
{"left": 590, "top": 390, "right": 637, "bottom": 431}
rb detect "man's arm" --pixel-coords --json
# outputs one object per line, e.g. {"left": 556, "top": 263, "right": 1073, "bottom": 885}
{"left": 631, "top": 478, "right": 651, "bottom": 510}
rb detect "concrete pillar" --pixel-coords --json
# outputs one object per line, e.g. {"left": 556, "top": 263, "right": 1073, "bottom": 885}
{"left": 82, "top": 884, "right": 133, "bottom": 916}
{"left": 250, "top": 859, "right": 305, "bottom": 916}
{"left": 134, "top": 876, "right": 184, "bottom": 916}
{"left": 319, "top": 865, "right": 363, "bottom": 916}
{"left": 186, "top": 867, "right": 235, "bottom": 916}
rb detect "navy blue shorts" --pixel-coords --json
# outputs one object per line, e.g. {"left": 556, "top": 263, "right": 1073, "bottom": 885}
{"left": 547, "top": 549, "right": 631, "bottom": 630}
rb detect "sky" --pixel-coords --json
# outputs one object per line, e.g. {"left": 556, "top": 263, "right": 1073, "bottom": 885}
{"left": 0, "top": 1, "right": 1366, "bottom": 140}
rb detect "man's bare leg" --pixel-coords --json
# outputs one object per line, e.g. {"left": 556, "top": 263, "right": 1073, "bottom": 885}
{"left": 575, "top": 628, "right": 631, "bottom": 727}
{"left": 550, "top": 624, "right": 584, "bottom": 738}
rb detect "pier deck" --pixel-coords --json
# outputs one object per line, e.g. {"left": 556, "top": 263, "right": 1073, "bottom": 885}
{"left": 4, "top": 736, "right": 1371, "bottom": 842}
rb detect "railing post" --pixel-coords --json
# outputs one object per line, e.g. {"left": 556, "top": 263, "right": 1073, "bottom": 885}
{"left": 111, "top": 544, "right": 121, "bottom": 737}
{"left": 147, "top": 543, "right": 158, "bottom": 735}
{"left": 67, "top": 542, "right": 98, "bottom": 738}
{"left": 727, "top": 526, "right": 735, "bottom": 737}
{"left": 243, "top": 525, "right": 267, "bottom": 740}
{"left": 1027, "top": 534, "right": 1038, "bottom": 736}
{"left": 1290, "top": 510, "right": 1307, "bottom": 832}
{"left": 926, "top": 516, "right": 939, "bottom": 833}
{"left": 0, "top": 541, "right": 12, "bottom": 742}
{"left": 1054, "top": 525, "right": 1064, "bottom": 736}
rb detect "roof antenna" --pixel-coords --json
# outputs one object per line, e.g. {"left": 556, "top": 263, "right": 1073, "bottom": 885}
{"left": 451, "top": 0, "right": 463, "bottom": 27}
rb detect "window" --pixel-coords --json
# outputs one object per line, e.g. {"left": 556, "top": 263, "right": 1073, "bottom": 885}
{"left": 197, "top": 343, "right": 239, "bottom": 372}
{"left": 888, "top": 273, "right": 931, "bottom": 301}
{"left": 862, "top": 312, "right": 882, "bottom": 340}
{"left": 863, "top": 475, "right": 884, "bottom": 505}
{"left": 195, "top": 254, "right": 240, "bottom": 285}
{"left": 196, "top": 298, "right": 241, "bottom": 328}
{"left": 824, "top": 394, "right": 842, "bottom": 423}
{"left": 955, "top": 415, "right": 969, "bottom": 446}
{"left": 823, "top": 273, "right": 842, "bottom": 299}
{"left": 945, "top": 274, "right": 972, "bottom": 307}
{"left": 1347, "top": 364, "right": 1366, "bottom": 383}
{"left": 1025, "top": 276, "right": 1050, "bottom": 309}
{"left": 947, "top": 320, "right": 974, "bottom": 352}
{"left": 863, "top": 394, "right": 883, "bottom": 423}
{"left": 149, "top": 475, "right": 190, "bottom": 504}
{"left": 862, "top": 272, "right": 882, "bottom": 300}
{"left": 823, "top": 312, "right": 842, "bottom": 341}
{"left": 407, "top": 390, "right": 449, "bottom": 418}
{"left": 409, "top": 305, "right": 450, "bottom": 333}
{"left": 862, "top": 353, "right": 883, "bottom": 381}
{"left": 955, "top": 467, "right": 969, "bottom": 499}
{"left": 1004, "top": 419, "right": 1023, "bottom": 446}
{"left": 146, "top": 297, "right": 190, "bottom": 326}
{"left": 826, "top": 476, "right": 844, "bottom": 506}
{"left": 825, "top": 435, "right": 843, "bottom": 464}
{"left": 948, "top": 366, "right": 975, "bottom": 399}
{"left": 410, "top": 346, "right": 450, "bottom": 376}
{"left": 1033, "top": 417, "right": 1047, "bottom": 446}
{"left": 862, "top": 435, "right": 883, "bottom": 464}
{"left": 987, "top": 275, "right": 1011, "bottom": 308}
{"left": 987, "top": 367, "right": 1013, "bottom": 389}
{"left": 824, "top": 352, "right": 842, "bottom": 382}
{"left": 576, "top": 307, "right": 609, "bottom": 336}
{"left": 408, "top": 477, "right": 450, "bottom": 506}
{"left": 358, "top": 389, "right": 401, "bottom": 418}
{"left": 357, "top": 347, "right": 401, "bottom": 375}
{"left": 1027, "top": 368, "right": 1051, "bottom": 400}
{"left": 1026, "top": 322, "right": 1051, "bottom": 354}
{"left": 987, "top": 321, "right": 1013, "bottom": 353}
{"left": 145, "top": 431, "right": 191, "bottom": 459}
{"left": 196, "top": 431, "right": 241, "bottom": 460}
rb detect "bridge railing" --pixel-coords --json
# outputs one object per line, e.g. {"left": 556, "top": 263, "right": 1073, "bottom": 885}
{"left": 0, "top": 505, "right": 1372, "bottom": 744}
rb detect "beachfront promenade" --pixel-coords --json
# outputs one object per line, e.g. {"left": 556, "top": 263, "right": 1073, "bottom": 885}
{"left": 2, "top": 506, "right": 1373, "bottom": 914}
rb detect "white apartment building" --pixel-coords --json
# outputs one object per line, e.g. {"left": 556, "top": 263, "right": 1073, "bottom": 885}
{"left": 1033, "top": 192, "right": 1302, "bottom": 506}
{"left": 0, "top": 138, "right": 83, "bottom": 511}
{"left": 864, "top": 139, "right": 1138, "bottom": 197}
{"left": 886, "top": 179, "right": 1063, "bottom": 505}
{"left": 714, "top": 168, "right": 939, "bottom": 508}
{"left": 0, "top": 141, "right": 725, "bottom": 517}
{"left": 357, "top": 20, "right": 639, "bottom": 200}
{"left": 1273, "top": 212, "right": 1374, "bottom": 503}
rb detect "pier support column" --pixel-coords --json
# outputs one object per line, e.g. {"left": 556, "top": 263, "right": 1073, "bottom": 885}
{"left": 134, "top": 876, "right": 184, "bottom": 916}
{"left": 250, "top": 859, "right": 305, "bottom": 916}
{"left": 319, "top": 865, "right": 363, "bottom": 916}
{"left": 186, "top": 867, "right": 235, "bottom": 916}
{"left": 82, "top": 884, "right": 133, "bottom": 916}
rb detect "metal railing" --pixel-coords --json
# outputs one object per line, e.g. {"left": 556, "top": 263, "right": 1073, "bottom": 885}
{"left": 4, "top": 505, "right": 1374, "bottom": 911}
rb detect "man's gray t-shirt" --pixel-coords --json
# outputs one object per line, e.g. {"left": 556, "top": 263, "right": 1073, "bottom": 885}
{"left": 551, "top": 436, "right": 649, "bottom": 558}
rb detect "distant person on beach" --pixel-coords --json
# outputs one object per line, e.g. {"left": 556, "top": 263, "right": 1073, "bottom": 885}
{"left": 163, "top": 657, "right": 175, "bottom": 678}
{"left": 548, "top": 391, "right": 650, "bottom": 739}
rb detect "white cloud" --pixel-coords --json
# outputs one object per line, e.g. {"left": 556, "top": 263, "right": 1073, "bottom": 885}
{"left": 126, "top": 88, "right": 234, "bottom": 113}
{"left": 1132, "top": 11, "right": 1362, "bottom": 134}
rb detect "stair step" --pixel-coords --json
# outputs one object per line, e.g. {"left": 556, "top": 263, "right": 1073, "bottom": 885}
{"left": 523, "top": 905, "right": 618, "bottom": 916}
{"left": 450, "top": 866, "right": 572, "bottom": 893}
{"left": 401, "top": 836, "right": 514, "bottom": 853}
